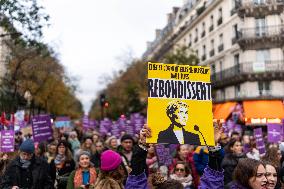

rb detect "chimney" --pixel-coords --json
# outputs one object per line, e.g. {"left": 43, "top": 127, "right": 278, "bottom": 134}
{"left": 155, "top": 29, "right": 162, "bottom": 39}
{"left": 167, "top": 13, "right": 173, "bottom": 23}
{"left": 173, "top": 7, "right": 180, "bottom": 15}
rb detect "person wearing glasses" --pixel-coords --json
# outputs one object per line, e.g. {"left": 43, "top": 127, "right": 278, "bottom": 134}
{"left": 170, "top": 161, "right": 193, "bottom": 189}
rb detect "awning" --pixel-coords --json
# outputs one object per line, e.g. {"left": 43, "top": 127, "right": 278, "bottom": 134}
{"left": 213, "top": 102, "right": 237, "bottom": 120}
{"left": 243, "top": 100, "right": 284, "bottom": 119}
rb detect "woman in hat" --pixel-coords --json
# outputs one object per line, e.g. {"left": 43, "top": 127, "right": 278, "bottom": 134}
{"left": 67, "top": 151, "right": 97, "bottom": 189}
{"left": 50, "top": 140, "right": 75, "bottom": 189}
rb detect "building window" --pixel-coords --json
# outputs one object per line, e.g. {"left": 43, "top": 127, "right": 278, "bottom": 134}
{"left": 211, "top": 64, "right": 216, "bottom": 81}
{"left": 201, "top": 22, "right": 206, "bottom": 38}
{"left": 258, "top": 81, "right": 270, "bottom": 95}
{"left": 235, "top": 85, "right": 241, "bottom": 98}
{"left": 218, "top": 34, "right": 224, "bottom": 52}
{"left": 256, "top": 49, "right": 270, "bottom": 63}
{"left": 209, "top": 15, "right": 214, "bottom": 32}
{"left": 189, "top": 34, "right": 192, "bottom": 47}
{"left": 202, "top": 45, "right": 206, "bottom": 61}
{"left": 210, "top": 39, "right": 215, "bottom": 57}
{"left": 194, "top": 28, "right": 199, "bottom": 42}
{"left": 234, "top": 53, "right": 240, "bottom": 73}
{"left": 255, "top": 0, "right": 266, "bottom": 5}
{"left": 217, "top": 8, "right": 223, "bottom": 26}
{"left": 255, "top": 18, "right": 266, "bottom": 37}
{"left": 232, "top": 24, "right": 238, "bottom": 44}
{"left": 221, "top": 89, "right": 226, "bottom": 100}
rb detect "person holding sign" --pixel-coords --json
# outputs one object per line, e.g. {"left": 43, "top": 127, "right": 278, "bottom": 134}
{"left": 157, "top": 100, "right": 201, "bottom": 145}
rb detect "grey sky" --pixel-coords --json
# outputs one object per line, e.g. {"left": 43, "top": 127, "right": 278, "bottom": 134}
{"left": 41, "top": 0, "right": 182, "bottom": 113}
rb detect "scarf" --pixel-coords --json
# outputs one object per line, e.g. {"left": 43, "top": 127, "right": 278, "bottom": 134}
{"left": 74, "top": 167, "right": 97, "bottom": 188}
{"left": 54, "top": 154, "right": 65, "bottom": 168}
{"left": 20, "top": 158, "right": 31, "bottom": 169}
{"left": 170, "top": 174, "right": 193, "bottom": 187}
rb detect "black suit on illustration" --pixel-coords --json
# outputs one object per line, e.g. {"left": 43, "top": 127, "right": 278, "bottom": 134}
{"left": 157, "top": 125, "right": 201, "bottom": 145}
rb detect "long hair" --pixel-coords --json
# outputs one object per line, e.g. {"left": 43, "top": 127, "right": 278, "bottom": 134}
{"left": 233, "top": 158, "right": 263, "bottom": 189}
{"left": 261, "top": 146, "right": 280, "bottom": 168}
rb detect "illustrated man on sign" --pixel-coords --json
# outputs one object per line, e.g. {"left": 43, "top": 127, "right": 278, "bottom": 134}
{"left": 157, "top": 100, "right": 201, "bottom": 145}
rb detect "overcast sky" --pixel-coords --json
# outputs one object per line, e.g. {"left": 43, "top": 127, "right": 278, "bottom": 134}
{"left": 41, "top": 0, "right": 183, "bottom": 113}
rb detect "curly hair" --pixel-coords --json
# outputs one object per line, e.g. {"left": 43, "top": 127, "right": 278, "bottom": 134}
{"left": 166, "top": 100, "right": 188, "bottom": 119}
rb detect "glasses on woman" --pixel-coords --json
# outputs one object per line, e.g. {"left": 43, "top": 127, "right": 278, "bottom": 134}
{"left": 175, "top": 168, "right": 185, "bottom": 172}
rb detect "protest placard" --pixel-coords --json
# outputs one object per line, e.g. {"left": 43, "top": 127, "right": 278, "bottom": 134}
{"left": 1, "top": 130, "right": 14, "bottom": 152}
{"left": 267, "top": 123, "right": 282, "bottom": 143}
{"left": 147, "top": 62, "right": 214, "bottom": 145}
{"left": 31, "top": 115, "right": 53, "bottom": 142}
{"left": 54, "top": 116, "right": 71, "bottom": 128}
{"left": 254, "top": 128, "right": 266, "bottom": 155}
{"left": 155, "top": 144, "right": 173, "bottom": 166}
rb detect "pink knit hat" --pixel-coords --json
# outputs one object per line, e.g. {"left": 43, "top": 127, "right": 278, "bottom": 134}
{"left": 100, "top": 150, "right": 122, "bottom": 171}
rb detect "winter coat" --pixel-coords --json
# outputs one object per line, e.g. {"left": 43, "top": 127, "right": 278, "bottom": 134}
{"left": 49, "top": 158, "right": 76, "bottom": 189}
{"left": 0, "top": 156, "right": 54, "bottom": 189}
{"left": 221, "top": 153, "right": 246, "bottom": 185}
{"left": 198, "top": 166, "right": 224, "bottom": 189}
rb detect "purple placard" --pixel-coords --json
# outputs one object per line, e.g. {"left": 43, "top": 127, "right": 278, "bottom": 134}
{"left": 82, "top": 115, "right": 90, "bottom": 129}
{"left": 254, "top": 128, "right": 266, "bottom": 155}
{"left": 31, "top": 115, "right": 53, "bottom": 142}
{"left": 155, "top": 144, "right": 173, "bottom": 166}
{"left": 99, "top": 118, "right": 112, "bottom": 136}
{"left": 267, "top": 123, "right": 282, "bottom": 143}
{"left": 125, "top": 120, "right": 134, "bottom": 136}
{"left": 111, "top": 122, "right": 121, "bottom": 138}
{"left": 1, "top": 130, "right": 14, "bottom": 152}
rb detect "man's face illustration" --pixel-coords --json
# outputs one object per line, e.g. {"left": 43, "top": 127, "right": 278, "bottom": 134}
{"left": 174, "top": 106, "right": 188, "bottom": 126}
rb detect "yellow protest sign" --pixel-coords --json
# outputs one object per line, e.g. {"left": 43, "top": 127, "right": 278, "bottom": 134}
{"left": 147, "top": 62, "right": 214, "bottom": 146}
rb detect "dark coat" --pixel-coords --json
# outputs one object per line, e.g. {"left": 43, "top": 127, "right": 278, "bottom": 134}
{"left": 221, "top": 153, "right": 246, "bottom": 185}
{"left": 0, "top": 156, "right": 54, "bottom": 189}
{"left": 49, "top": 158, "right": 75, "bottom": 189}
{"left": 157, "top": 125, "right": 201, "bottom": 145}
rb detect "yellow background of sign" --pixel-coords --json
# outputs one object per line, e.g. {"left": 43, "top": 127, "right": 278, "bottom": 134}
{"left": 147, "top": 62, "right": 215, "bottom": 146}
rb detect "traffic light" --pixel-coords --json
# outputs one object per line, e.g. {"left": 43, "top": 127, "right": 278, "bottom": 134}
{"left": 104, "top": 101, "right": 109, "bottom": 108}
{"left": 100, "top": 94, "right": 106, "bottom": 107}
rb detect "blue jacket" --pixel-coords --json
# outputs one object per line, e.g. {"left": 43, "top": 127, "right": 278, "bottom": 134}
{"left": 194, "top": 147, "right": 209, "bottom": 176}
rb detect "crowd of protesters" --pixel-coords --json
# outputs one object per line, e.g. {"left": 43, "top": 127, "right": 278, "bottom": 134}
{"left": 0, "top": 121, "right": 283, "bottom": 189}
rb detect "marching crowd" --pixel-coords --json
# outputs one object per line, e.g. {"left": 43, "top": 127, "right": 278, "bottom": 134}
{"left": 0, "top": 123, "right": 283, "bottom": 189}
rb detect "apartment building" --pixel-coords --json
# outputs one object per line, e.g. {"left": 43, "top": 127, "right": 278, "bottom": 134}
{"left": 143, "top": 0, "right": 284, "bottom": 125}
{"left": 0, "top": 27, "right": 7, "bottom": 82}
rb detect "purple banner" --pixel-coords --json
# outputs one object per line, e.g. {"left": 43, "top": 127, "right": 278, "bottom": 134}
{"left": 111, "top": 122, "right": 121, "bottom": 138}
{"left": 99, "top": 118, "right": 112, "bottom": 136}
{"left": 31, "top": 115, "right": 53, "bottom": 142}
{"left": 82, "top": 115, "right": 90, "bottom": 129}
{"left": 1, "top": 130, "right": 14, "bottom": 152}
{"left": 254, "top": 128, "right": 266, "bottom": 155}
{"left": 267, "top": 123, "right": 282, "bottom": 143}
{"left": 155, "top": 144, "right": 173, "bottom": 166}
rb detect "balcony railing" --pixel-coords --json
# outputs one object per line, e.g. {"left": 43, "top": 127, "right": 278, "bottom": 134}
{"left": 218, "top": 44, "right": 224, "bottom": 52}
{"left": 237, "top": 25, "right": 284, "bottom": 49}
{"left": 236, "top": 0, "right": 284, "bottom": 17}
{"left": 209, "top": 25, "right": 214, "bottom": 32}
{"left": 214, "top": 89, "right": 284, "bottom": 102}
{"left": 217, "top": 17, "right": 223, "bottom": 26}
{"left": 209, "top": 49, "right": 215, "bottom": 57}
{"left": 211, "top": 60, "right": 284, "bottom": 85}
{"left": 239, "top": 25, "right": 284, "bottom": 39}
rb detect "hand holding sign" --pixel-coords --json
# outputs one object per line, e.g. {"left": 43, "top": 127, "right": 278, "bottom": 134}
{"left": 139, "top": 124, "right": 151, "bottom": 146}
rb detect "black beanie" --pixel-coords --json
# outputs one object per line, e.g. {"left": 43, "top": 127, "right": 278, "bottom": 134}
{"left": 120, "top": 134, "right": 134, "bottom": 143}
